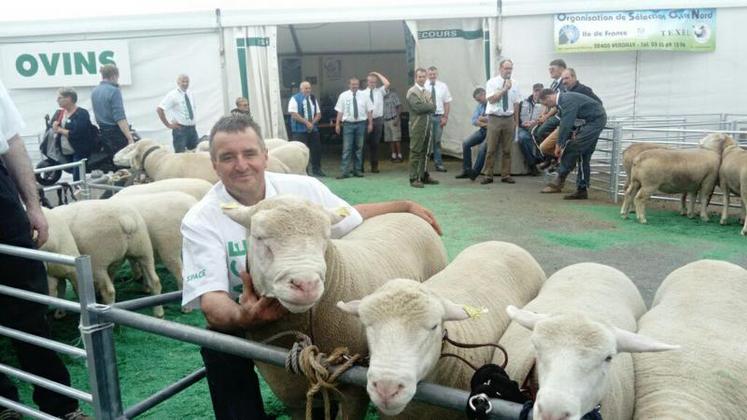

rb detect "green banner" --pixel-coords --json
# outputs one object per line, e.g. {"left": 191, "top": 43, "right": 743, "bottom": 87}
{"left": 555, "top": 8, "right": 716, "bottom": 52}
{"left": 418, "top": 29, "right": 483, "bottom": 40}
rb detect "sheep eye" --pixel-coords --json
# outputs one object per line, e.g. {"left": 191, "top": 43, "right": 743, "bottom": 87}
{"left": 604, "top": 355, "right": 613, "bottom": 362}
{"left": 430, "top": 324, "right": 438, "bottom": 330}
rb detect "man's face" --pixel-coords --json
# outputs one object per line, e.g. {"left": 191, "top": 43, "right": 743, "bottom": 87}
{"left": 367, "top": 75, "right": 377, "bottom": 89}
{"left": 300, "top": 83, "right": 312, "bottom": 96}
{"left": 500, "top": 62, "right": 513, "bottom": 79}
{"left": 549, "top": 65, "right": 564, "bottom": 79}
{"left": 211, "top": 128, "right": 268, "bottom": 201}
{"left": 237, "top": 99, "right": 250, "bottom": 111}
{"left": 178, "top": 76, "right": 190, "bottom": 91}
{"left": 415, "top": 71, "right": 427, "bottom": 87}
{"left": 427, "top": 69, "right": 437, "bottom": 83}
{"left": 532, "top": 89, "right": 542, "bottom": 102}
{"left": 349, "top": 79, "right": 359, "bottom": 92}
{"left": 474, "top": 91, "right": 486, "bottom": 104}
{"left": 540, "top": 94, "right": 557, "bottom": 108}
{"left": 561, "top": 70, "right": 577, "bottom": 88}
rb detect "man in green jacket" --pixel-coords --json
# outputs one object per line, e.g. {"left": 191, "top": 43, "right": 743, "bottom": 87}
{"left": 406, "top": 68, "right": 439, "bottom": 188}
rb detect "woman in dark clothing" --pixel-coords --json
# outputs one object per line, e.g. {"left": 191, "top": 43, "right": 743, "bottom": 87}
{"left": 51, "top": 87, "right": 96, "bottom": 181}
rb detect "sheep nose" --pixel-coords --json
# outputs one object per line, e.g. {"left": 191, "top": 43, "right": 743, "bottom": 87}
{"left": 372, "top": 379, "right": 405, "bottom": 403}
{"left": 289, "top": 277, "right": 320, "bottom": 294}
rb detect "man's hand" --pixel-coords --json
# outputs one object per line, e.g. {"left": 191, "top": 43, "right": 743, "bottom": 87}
{"left": 168, "top": 121, "right": 181, "bottom": 130}
{"left": 239, "top": 271, "right": 287, "bottom": 328}
{"left": 27, "top": 206, "right": 49, "bottom": 247}
{"left": 503, "top": 80, "right": 512, "bottom": 91}
{"left": 305, "top": 121, "right": 314, "bottom": 130}
{"left": 439, "top": 116, "right": 448, "bottom": 128}
{"left": 554, "top": 144, "right": 562, "bottom": 159}
{"left": 406, "top": 202, "right": 442, "bottom": 235}
{"left": 367, "top": 123, "right": 373, "bottom": 134}
{"left": 335, "top": 124, "right": 341, "bottom": 135}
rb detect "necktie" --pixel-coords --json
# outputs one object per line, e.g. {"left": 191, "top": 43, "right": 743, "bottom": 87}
{"left": 184, "top": 93, "right": 194, "bottom": 121}
{"left": 370, "top": 89, "right": 374, "bottom": 103}
{"left": 502, "top": 80, "right": 509, "bottom": 112}
{"left": 305, "top": 97, "right": 313, "bottom": 121}
{"left": 550, "top": 80, "right": 558, "bottom": 91}
{"left": 430, "top": 82, "right": 436, "bottom": 108}
{"left": 352, "top": 92, "right": 359, "bottom": 120}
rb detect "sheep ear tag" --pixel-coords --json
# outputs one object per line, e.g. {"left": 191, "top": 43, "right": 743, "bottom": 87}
{"left": 442, "top": 299, "right": 485, "bottom": 322}
{"left": 328, "top": 206, "right": 349, "bottom": 225}
{"left": 221, "top": 202, "right": 258, "bottom": 228}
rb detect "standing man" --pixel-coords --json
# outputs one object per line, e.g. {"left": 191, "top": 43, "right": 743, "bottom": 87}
{"left": 382, "top": 88, "right": 403, "bottom": 162}
{"left": 181, "top": 115, "right": 441, "bottom": 420}
{"left": 157, "top": 74, "right": 199, "bottom": 153}
{"left": 406, "top": 68, "right": 439, "bottom": 188}
{"left": 481, "top": 59, "right": 522, "bottom": 185}
{"left": 361, "top": 71, "right": 390, "bottom": 173}
{"left": 288, "top": 81, "right": 324, "bottom": 177}
{"left": 0, "top": 79, "right": 89, "bottom": 420}
{"left": 516, "top": 83, "right": 546, "bottom": 176}
{"left": 534, "top": 59, "right": 567, "bottom": 165}
{"left": 91, "top": 64, "right": 134, "bottom": 157}
{"left": 539, "top": 89, "right": 607, "bottom": 199}
{"left": 335, "top": 77, "right": 372, "bottom": 179}
{"left": 560, "top": 68, "right": 602, "bottom": 104}
{"left": 230, "top": 97, "right": 253, "bottom": 120}
{"left": 426, "top": 66, "right": 452, "bottom": 172}
{"left": 455, "top": 87, "right": 488, "bottom": 181}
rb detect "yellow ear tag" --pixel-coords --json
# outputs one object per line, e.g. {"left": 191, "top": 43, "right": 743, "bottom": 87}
{"left": 335, "top": 207, "right": 350, "bottom": 217}
{"left": 463, "top": 304, "right": 489, "bottom": 320}
{"left": 221, "top": 202, "right": 240, "bottom": 210}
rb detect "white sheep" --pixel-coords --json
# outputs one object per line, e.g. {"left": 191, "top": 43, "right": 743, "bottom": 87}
{"left": 51, "top": 200, "right": 165, "bottom": 317}
{"left": 336, "top": 241, "right": 546, "bottom": 418}
{"left": 268, "top": 141, "right": 310, "bottom": 175}
{"left": 111, "top": 192, "right": 198, "bottom": 290}
{"left": 114, "top": 178, "right": 213, "bottom": 201}
{"left": 718, "top": 141, "right": 747, "bottom": 235}
{"left": 621, "top": 133, "right": 737, "bottom": 223}
{"left": 40, "top": 207, "right": 80, "bottom": 319}
{"left": 622, "top": 143, "right": 688, "bottom": 214}
{"left": 498, "top": 263, "right": 676, "bottom": 420}
{"left": 221, "top": 195, "right": 447, "bottom": 419}
{"left": 633, "top": 259, "right": 747, "bottom": 419}
{"left": 264, "top": 137, "right": 289, "bottom": 150}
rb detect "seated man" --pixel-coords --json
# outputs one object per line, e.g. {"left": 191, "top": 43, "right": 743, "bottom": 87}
{"left": 455, "top": 88, "right": 488, "bottom": 181}
{"left": 516, "top": 83, "right": 545, "bottom": 176}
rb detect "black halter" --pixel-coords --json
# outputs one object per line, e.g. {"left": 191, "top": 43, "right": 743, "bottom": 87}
{"left": 140, "top": 145, "right": 161, "bottom": 169}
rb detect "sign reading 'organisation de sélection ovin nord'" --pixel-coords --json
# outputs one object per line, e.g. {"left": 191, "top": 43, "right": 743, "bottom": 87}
{"left": 554, "top": 8, "right": 716, "bottom": 53}
{"left": 1, "top": 40, "right": 131, "bottom": 89}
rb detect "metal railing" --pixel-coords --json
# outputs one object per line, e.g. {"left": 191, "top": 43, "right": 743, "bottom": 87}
{"left": 0, "top": 243, "right": 528, "bottom": 420}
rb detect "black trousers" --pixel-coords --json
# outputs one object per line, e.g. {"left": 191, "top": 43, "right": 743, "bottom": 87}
{"left": 99, "top": 123, "right": 129, "bottom": 157}
{"left": 290, "top": 131, "right": 322, "bottom": 173}
{"left": 0, "top": 163, "right": 78, "bottom": 417}
{"left": 364, "top": 117, "right": 384, "bottom": 168}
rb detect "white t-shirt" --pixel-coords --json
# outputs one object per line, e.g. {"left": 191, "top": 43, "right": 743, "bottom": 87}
{"left": 287, "top": 95, "right": 321, "bottom": 120}
{"left": 360, "top": 86, "right": 387, "bottom": 118}
{"left": 0, "top": 78, "right": 24, "bottom": 155}
{"left": 334, "top": 90, "right": 373, "bottom": 122}
{"left": 485, "top": 77, "right": 522, "bottom": 116}
{"left": 426, "top": 80, "right": 452, "bottom": 115}
{"left": 180, "top": 171, "right": 363, "bottom": 310}
{"left": 158, "top": 87, "right": 196, "bottom": 126}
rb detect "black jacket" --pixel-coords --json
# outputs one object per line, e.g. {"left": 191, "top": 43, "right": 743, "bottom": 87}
{"left": 567, "top": 82, "right": 602, "bottom": 105}
{"left": 557, "top": 92, "right": 606, "bottom": 147}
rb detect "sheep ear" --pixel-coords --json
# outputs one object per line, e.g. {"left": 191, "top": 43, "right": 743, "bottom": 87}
{"left": 221, "top": 203, "right": 259, "bottom": 228}
{"left": 614, "top": 328, "right": 680, "bottom": 353}
{"left": 507, "top": 305, "right": 549, "bottom": 331}
{"left": 336, "top": 300, "right": 361, "bottom": 317}
{"left": 327, "top": 206, "right": 350, "bottom": 225}
{"left": 441, "top": 298, "right": 472, "bottom": 322}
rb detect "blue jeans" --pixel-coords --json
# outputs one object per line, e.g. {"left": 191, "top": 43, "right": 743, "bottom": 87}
{"left": 462, "top": 128, "right": 487, "bottom": 173}
{"left": 341, "top": 121, "right": 365, "bottom": 175}
{"left": 173, "top": 125, "right": 199, "bottom": 153}
{"left": 517, "top": 127, "right": 541, "bottom": 167}
{"left": 429, "top": 115, "right": 444, "bottom": 167}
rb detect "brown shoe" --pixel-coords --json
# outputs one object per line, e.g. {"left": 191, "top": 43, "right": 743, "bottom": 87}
{"left": 541, "top": 184, "right": 563, "bottom": 193}
{"left": 564, "top": 189, "right": 589, "bottom": 200}
{"left": 423, "top": 177, "right": 440, "bottom": 185}
{"left": 410, "top": 180, "right": 424, "bottom": 188}
{"left": 480, "top": 178, "right": 493, "bottom": 185}
{"left": 501, "top": 176, "right": 516, "bottom": 184}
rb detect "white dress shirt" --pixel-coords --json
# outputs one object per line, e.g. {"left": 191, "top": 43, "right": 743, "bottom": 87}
{"left": 158, "top": 88, "right": 196, "bottom": 126}
{"left": 0, "top": 78, "right": 24, "bottom": 155}
{"left": 334, "top": 90, "right": 373, "bottom": 122}
{"left": 485, "top": 76, "right": 522, "bottom": 116}
{"left": 361, "top": 86, "right": 387, "bottom": 118}
{"left": 288, "top": 95, "right": 321, "bottom": 120}
{"left": 426, "top": 80, "right": 452, "bottom": 115}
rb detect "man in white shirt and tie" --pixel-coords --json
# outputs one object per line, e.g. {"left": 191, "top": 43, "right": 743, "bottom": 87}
{"left": 335, "top": 77, "right": 373, "bottom": 179}
{"left": 426, "top": 66, "right": 452, "bottom": 172}
{"left": 361, "top": 71, "right": 390, "bottom": 173}
{"left": 157, "top": 74, "right": 199, "bottom": 153}
{"left": 481, "top": 59, "right": 522, "bottom": 185}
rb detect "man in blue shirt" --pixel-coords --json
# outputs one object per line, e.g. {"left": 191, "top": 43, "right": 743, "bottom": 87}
{"left": 91, "top": 64, "right": 134, "bottom": 158}
{"left": 288, "top": 81, "right": 324, "bottom": 176}
{"left": 455, "top": 88, "right": 488, "bottom": 181}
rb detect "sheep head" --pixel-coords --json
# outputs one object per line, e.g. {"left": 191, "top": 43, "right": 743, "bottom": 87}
{"left": 507, "top": 306, "right": 678, "bottom": 420}
{"left": 223, "top": 195, "right": 346, "bottom": 313}
{"left": 700, "top": 133, "right": 737, "bottom": 156}
{"left": 337, "top": 279, "right": 473, "bottom": 415}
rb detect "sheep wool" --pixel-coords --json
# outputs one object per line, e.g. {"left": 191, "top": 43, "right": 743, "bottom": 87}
{"left": 634, "top": 260, "right": 747, "bottom": 419}
{"left": 114, "top": 178, "right": 213, "bottom": 201}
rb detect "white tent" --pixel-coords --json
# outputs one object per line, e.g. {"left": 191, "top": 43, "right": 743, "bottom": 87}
{"left": 2, "top": 0, "right": 746, "bottom": 164}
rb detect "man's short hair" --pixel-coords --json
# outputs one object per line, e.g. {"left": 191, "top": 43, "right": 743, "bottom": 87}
{"left": 57, "top": 87, "right": 78, "bottom": 103}
{"left": 498, "top": 59, "right": 513, "bottom": 69}
{"left": 538, "top": 88, "right": 556, "bottom": 100}
{"left": 99, "top": 64, "right": 119, "bottom": 80}
{"left": 348, "top": 77, "right": 359, "bottom": 84}
{"left": 565, "top": 68, "right": 577, "bottom": 78}
{"left": 549, "top": 59, "right": 567, "bottom": 69}
{"left": 235, "top": 96, "right": 248, "bottom": 106}
{"left": 427, "top": 66, "right": 438, "bottom": 71}
{"left": 414, "top": 67, "right": 427, "bottom": 75}
{"left": 209, "top": 115, "right": 266, "bottom": 158}
{"left": 472, "top": 87, "right": 486, "bottom": 97}
{"left": 532, "top": 83, "right": 544, "bottom": 91}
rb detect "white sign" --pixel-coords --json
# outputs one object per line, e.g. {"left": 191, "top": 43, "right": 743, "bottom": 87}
{"left": 1, "top": 40, "right": 131, "bottom": 89}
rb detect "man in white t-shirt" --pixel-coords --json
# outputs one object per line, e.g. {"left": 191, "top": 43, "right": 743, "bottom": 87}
{"left": 181, "top": 115, "right": 441, "bottom": 420}
{"left": 157, "top": 74, "right": 199, "bottom": 153}
{"left": 361, "top": 71, "right": 390, "bottom": 173}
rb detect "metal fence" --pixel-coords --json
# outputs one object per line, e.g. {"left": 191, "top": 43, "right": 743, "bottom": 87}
{"left": 0, "top": 243, "right": 528, "bottom": 420}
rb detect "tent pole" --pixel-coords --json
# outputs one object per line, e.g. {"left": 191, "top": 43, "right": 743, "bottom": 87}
{"left": 216, "top": 8, "right": 230, "bottom": 115}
